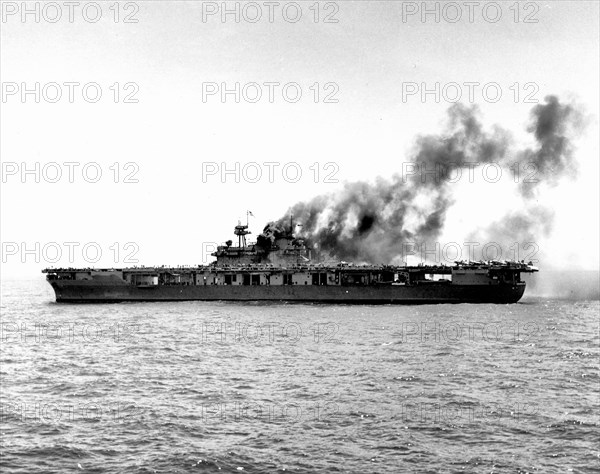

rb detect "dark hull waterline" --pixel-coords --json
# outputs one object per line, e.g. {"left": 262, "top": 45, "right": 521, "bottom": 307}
{"left": 50, "top": 281, "right": 527, "bottom": 304}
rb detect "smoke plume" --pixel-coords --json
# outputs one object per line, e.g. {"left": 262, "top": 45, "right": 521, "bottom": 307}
{"left": 262, "top": 95, "right": 585, "bottom": 263}
{"left": 516, "top": 95, "right": 583, "bottom": 197}
{"left": 467, "top": 96, "right": 585, "bottom": 251}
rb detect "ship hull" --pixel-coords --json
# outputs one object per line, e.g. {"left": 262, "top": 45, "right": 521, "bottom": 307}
{"left": 49, "top": 280, "right": 526, "bottom": 304}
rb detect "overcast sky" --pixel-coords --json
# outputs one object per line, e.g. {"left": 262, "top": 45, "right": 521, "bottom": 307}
{"left": 1, "top": 0, "right": 598, "bottom": 277}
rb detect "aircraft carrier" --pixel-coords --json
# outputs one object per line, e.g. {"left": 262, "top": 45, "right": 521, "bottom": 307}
{"left": 43, "top": 221, "right": 538, "bottom": 304}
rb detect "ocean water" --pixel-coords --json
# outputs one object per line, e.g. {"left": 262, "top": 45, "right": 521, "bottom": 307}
{"left": 1, "top": 279, "right": 598, "bottom": 473}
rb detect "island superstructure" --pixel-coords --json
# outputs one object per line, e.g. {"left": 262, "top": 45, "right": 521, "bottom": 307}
{"left": 43, "top": 221, "right": 538, "bottom": 303}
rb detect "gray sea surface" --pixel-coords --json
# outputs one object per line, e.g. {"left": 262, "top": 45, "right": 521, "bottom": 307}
{"left": 1, "top": 278, "right": 599, "bottom": 473}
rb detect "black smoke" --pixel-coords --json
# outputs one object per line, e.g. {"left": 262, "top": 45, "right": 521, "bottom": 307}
{"left": 467, "top": 96, "right": 585, "bottom": 252}
{"left": 518, "top": 95, "right": 583, "bottom": 196}
{"left": 262, "top": 96, "right": 584, "bottom": 263}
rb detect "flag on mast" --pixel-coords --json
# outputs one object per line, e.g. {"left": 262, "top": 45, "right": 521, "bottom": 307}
{"left": 246, "top": 210, "right": 254, "bottom": 227}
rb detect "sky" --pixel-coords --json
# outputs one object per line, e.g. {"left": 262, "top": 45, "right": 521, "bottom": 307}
{"left": 1, "top": 0, "right": 599, "bottom": 277}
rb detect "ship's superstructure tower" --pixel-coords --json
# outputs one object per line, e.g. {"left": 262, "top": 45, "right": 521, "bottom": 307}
{"left": 211, "top": 217, "right": 312, "bottom": 266}
{"left": 234, "top": 222, "right": 251, "bottom": 248}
